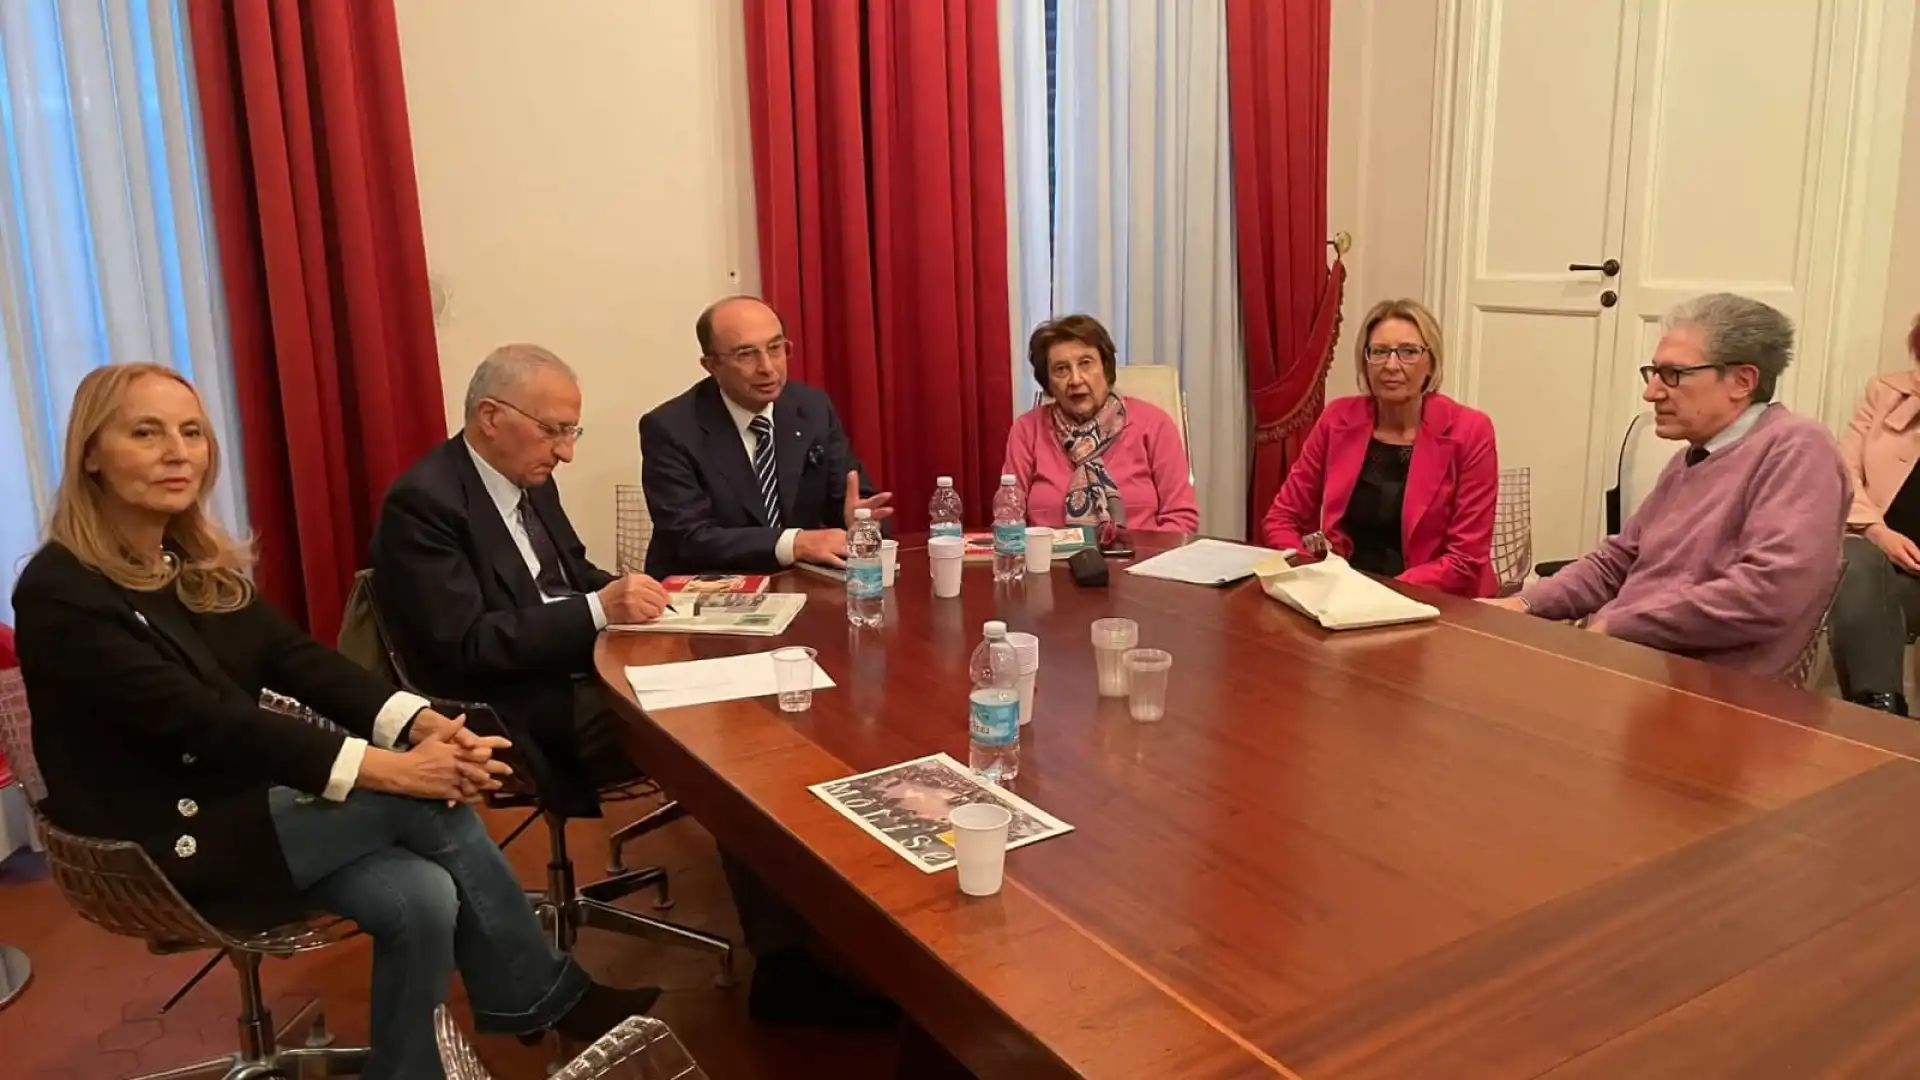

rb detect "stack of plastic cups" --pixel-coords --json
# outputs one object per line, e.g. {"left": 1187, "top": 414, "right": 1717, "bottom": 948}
{"left": 1091, "top": 618, "right": 1138, "bottom": 698}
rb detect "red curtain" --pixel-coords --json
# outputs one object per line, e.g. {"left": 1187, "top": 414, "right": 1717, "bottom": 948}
{"left": 187, "top": 0, "right": 446, "bottom": 643}
{"left": 1226, "top": 0, "right": 1343, "bottom": 539}
{"left": 745, "top": 0, "right": 1014, "bottom": 531}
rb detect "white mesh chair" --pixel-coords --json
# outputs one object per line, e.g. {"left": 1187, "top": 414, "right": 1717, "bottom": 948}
{"left": 435, "top": 1006, "right": 707, "bottom": 1079}
{"left": 1113, "top": 364, "right": 1190, "bottom": 453}
{"left": 615, "top": 484, "right": 654, "bottom": 575}
{"left": 1490, "top": 468, "right": 1533, "bottom": 597}
{"left": 1613, "top": 412, "right": 1682, "bottom": 531}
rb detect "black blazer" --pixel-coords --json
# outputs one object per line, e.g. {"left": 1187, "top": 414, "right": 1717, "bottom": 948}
{"left": 10, "top": 543, "right": 399, "bottom": 932}
{"left": 639, "top": 378, "right": 877, "bottom": 578}
{"left": 367, "top": 435, "right": 615, "bottom": 817}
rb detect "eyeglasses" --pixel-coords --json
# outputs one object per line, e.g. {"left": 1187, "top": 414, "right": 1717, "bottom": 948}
{"left": 714, "top": 339, "right": 793, "bottom": 367}
{"left": 488, "top": 397, "right": 584, "bottom": 442}
{"left": 1365, "top": 344, "right": 1430, "bottom": 366}
{"left": 1639, "top": 363, "right": 1723, "bottom": 388}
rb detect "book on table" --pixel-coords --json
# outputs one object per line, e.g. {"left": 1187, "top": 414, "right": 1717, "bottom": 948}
{"left": 963, "top": 525, "right": 1095, "bottom": 562}
{"left": 607, "top": 591, "right": 806, "bottom": 636}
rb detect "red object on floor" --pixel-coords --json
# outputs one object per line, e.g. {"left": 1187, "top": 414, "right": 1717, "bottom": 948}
{"left": 185, "top": 0, "right": 447, "bottom": 644}
{"left": 744, "top": 0, "right": 1015, "bottom": 531}
{"left": 1225, "top": 0, "right": 1342, "bottom": 539}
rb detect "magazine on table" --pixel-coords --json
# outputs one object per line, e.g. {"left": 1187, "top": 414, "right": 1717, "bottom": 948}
{"left": 659, "top": 573, "right": 773, "bottom": 595}
{"left": 808, "top": 752, "right": 1075, "bottom": 873}
{"left": 608, "top": 591, "right": 806, "bottom": 636}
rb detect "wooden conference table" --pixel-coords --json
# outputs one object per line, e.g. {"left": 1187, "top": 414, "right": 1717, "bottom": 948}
{"left": 596, "top": 534, "right": 1920, "bottom": 1080}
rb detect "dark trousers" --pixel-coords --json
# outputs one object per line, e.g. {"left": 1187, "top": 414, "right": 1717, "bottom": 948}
{"left": 1830, "top": 535, "right": 1920, "bottom": 698}
{"left": 575, "top": 683, "right": 808, "bottom": 958}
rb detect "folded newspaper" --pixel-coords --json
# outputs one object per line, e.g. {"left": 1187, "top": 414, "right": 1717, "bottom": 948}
{"left": 1253, "top": 552, "right": 1440, "bottom": 630}
{"left": 809, "top": 753, "right": 1074, "bottom": 873}
{"left": 608, "top": 591, "right": 806, "bottom": 636}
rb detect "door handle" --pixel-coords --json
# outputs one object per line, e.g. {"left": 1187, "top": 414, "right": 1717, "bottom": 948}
{"left": 1569, "top": 259, "right": 1621, "bottom": 277}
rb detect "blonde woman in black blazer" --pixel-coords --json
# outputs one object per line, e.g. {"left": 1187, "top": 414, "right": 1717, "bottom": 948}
{"left": 11, "top": 364, "right": 659, "bottom": 1080}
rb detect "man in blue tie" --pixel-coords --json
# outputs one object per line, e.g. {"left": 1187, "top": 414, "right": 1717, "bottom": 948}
{"left": 639, "top": 296, "right": 892, "bottom": 578}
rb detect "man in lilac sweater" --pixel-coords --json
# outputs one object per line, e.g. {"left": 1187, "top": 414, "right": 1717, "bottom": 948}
{"left": 1486, "top": 294, "right": 1849, "bottom": 678}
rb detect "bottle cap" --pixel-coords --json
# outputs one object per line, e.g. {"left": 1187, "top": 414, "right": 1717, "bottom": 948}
{"left": 983, "top": 620, "right": 1007, "bottom": 637}
{"left": 999, "top": 474, "right": 1017, "bottom": 486}
{"left": 936, "top": 476, "right": 954, "bottom": 487}
{"left": 854, "top": 508, "right": 872, "bottom": 520}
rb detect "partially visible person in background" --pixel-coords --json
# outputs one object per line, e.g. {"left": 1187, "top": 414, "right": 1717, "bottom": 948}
{"left": 1261, "top": 298, "right": 1499, "bottom": 597}
{"left": 1485, "top": 294, "right": 1848, "bottom": 679}
{"left": 1829, "top": 312, "right": 1920, "bottom": 715}
{"left": 1002, "top": 315, "right": 1199, "bottom": 533}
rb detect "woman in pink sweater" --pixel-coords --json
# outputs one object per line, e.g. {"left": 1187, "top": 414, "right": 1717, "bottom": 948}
{"left": 1002, "top": 315, "right": 1199, "bottom": 533}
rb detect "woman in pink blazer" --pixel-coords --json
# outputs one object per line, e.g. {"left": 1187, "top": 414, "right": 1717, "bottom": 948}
{"left": 1829, "top": 313, "right": 1920, "bottom": 715}
{"left": 1003, "top": 315, "right": 1199, "bottom": 533}
{"left": 1261, "top": 298, "right": 1499, "bottom": 597}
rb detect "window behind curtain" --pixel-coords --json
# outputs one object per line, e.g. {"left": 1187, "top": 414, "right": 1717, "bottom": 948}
{"left": 0, "top": 0, "right": 247, "bottom": 622}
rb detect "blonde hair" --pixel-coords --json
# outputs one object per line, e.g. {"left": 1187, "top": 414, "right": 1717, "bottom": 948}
{"left": 1354, "top": 298, "right": 1445, "bottom": 394}
{"left": 47, "top": 363, "right": 255, "bottom": 612}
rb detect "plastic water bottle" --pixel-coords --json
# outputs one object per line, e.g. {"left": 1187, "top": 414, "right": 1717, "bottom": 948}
{"left": 929, "top": 476, "right": 964, "bottom": 540}
{"left": 991, "top": 474, "right": 1026, "bottom": 583}
{"left": 967, "top": 620, "right": 1021, "bottom": 783}
{"left": 846, "top": 508, "right": 883, "bottom": 627}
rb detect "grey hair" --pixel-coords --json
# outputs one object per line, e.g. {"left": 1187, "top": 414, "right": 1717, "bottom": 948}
{"left": 1662, "top": 293, "right": 1794, "bottom": 403}
{"left": 463, "top": 343, "right": 577, "bottom": 419}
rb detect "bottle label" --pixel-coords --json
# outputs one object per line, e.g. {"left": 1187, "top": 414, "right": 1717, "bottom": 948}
{"left": 992, "top": 521, "right": 1026, "bottom": 555}
{"left": 969, "top": 691, "right": 1019, "bottom": 747}
{"left": 930, "top": 522, "right": 964, "bottom": 539}
{"left": 848, "top": 560, "right": 883, "bottom": 599}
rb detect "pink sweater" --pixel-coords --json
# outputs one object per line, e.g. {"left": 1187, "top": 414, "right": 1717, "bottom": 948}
{"left": 1002, "top": 397, "right": 1200, "bottom": 532}
{"left": 1519, "top": 406, "right": 1848, "bottom": 677}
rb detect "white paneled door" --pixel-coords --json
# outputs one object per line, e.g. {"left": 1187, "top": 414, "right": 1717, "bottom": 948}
{"left": 1431, "top": 0, "right": 1914, "bottom": 561}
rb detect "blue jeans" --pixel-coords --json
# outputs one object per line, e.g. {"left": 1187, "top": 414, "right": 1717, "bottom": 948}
{"left": 270, "top": 788, "right": 588, "bottom": 1080}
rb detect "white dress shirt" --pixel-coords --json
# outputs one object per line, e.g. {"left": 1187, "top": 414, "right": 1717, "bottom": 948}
{"left": 721, "top": 394, "right": 801, "bottom": 566}
{"left": 1699, "top": 402, "right": 1771, "bottom": 456}
{"left": 322, "top": 692, "right": 436, "bottom": 801}
{"left": 465, "top": 438, "right": 609, "bottom": 627}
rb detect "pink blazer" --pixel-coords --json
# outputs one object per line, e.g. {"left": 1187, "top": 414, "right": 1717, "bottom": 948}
{"left": 1841, "top": 371, "right": 1920, "bottom": 530}
{"left": 1261, "top": 393, "right": 1499, "bottom": 597}
{"left": 1002, "top": 396, "right": 1200, "bottom": 532}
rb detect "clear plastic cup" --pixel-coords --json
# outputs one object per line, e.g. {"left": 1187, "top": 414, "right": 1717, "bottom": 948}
{"left": 949, "top": 802, "right": 1013, "bottom": 896}
{"left": 1123, "top": 648, "right": 1172, "bottom": 722}
{"left": 1091, "top": 617, "right": 1139, "bottom": 698}
{"left": 771, "top": 646, "right": 818, "bottom": 713}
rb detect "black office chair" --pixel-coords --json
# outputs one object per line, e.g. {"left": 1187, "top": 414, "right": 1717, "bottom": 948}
{"left": 342, "top": 571, "right": 733, "bottom": 981}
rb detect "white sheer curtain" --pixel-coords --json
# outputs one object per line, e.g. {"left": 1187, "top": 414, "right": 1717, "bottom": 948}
{"left": 0, "top": 0, "right": 247, "bottom": 621}
{"left": 999, "top": 0, "right": 1247, "bottom": 537}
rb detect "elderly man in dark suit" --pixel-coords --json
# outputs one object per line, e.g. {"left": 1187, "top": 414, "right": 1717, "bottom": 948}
{"left": 373, "top": 343, "right": 893, "bottom": 1030}
{"left": 639, "top": 296, "right": 893, "bottom": 578}
{"left": 369, "top": 344, "right": 668, "bottom": 819}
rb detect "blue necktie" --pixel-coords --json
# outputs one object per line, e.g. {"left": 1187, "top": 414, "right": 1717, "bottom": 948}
{"left": 750, "top": 414, "right": 782, "bottom": 528}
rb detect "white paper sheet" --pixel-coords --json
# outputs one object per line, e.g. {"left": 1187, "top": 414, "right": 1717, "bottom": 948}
{"left": 624, "top": 651, "right": 836, "bottom": 712}
{"left": 1124, "top": 538, "right": 1281, "bottom": 585}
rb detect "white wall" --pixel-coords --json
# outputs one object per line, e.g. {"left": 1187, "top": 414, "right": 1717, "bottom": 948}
{"left": 393, "top": 0, "right": 758, "bottom": 565}
{"left": 1326, "top": 0, "right": 1445, "bottom": 401}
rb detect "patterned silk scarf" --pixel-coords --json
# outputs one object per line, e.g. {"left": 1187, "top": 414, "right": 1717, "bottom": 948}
{"left": 1051, "top": 393, "right": 1129, "bottom": 526}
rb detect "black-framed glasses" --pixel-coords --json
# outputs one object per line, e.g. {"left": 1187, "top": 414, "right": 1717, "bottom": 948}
{"left": 1639, "top": 363, "right": 1722, "bottom": 388}
{"left": 714, "top": 339, "right": 793, "bottom": 367}
{"left": 488, "top": 397, "right": 584, "bottom": 442}
{"left": 1364, "top": 344, "right": 1430, "bottom": 366}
